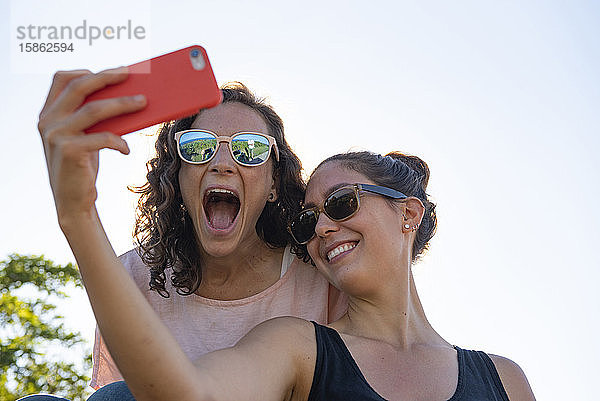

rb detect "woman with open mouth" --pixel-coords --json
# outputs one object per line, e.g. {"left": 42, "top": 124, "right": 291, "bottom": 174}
{"left": 37, "top": 70, "right": 537, "bottom": 401}
{"left": 29, "top": 69, "right": 345, "bottom": 401}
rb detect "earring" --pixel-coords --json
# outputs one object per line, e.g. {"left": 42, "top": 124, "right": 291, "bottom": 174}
{"left": 180, "top": 203, "right": 187, "bottom": 222}
{"left": 404, "top": 224, "right": 410, "bottom": 230}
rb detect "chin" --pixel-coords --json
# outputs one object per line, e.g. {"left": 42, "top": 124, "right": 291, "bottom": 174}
{"left": 200, "top": 241, "right": 240, "bottom": 259}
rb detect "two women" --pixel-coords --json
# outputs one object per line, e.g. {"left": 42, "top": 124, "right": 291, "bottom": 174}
{"left": 37, "top": 68, "right": 535, "bottom": 400}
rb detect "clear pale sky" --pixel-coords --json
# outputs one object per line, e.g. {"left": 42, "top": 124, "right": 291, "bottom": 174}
{"left": 1, "top": 1, "right": 599, "bottom": 399}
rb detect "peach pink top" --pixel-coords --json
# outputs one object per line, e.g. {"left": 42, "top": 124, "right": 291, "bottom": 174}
{"left": 91, "top": 246, "right": 347, "bottom": 389}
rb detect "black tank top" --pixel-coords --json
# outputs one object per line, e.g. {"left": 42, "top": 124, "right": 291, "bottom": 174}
{"left": 307, "top": 322, "right": 510, "bottom": 401}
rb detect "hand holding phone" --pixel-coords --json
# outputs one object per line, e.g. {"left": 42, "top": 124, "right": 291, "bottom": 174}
{"left": 84, "top": 45, "right": 222, "bottom": 136}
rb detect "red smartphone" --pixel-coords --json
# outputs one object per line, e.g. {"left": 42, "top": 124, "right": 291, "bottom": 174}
{"left": 84, "top": 45, "right": 222, "bottom": 136}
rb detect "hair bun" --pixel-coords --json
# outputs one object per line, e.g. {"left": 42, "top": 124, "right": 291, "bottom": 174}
{"left": 385, "top": 152, "right": 430, "bottom": 190}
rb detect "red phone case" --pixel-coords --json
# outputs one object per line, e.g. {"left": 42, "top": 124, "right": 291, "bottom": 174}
{"left": 84, "top": 45, "right": 222, "bottom": 136}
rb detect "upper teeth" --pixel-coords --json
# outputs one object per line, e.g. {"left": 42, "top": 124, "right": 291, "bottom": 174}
{"left": 208, "top": 188, "right": 236, "bottom": 196}
{"left": 327, "top": 243, "right": 356, "bottom": 261}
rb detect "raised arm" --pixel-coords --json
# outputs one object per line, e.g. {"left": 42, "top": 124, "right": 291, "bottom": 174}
{"left": 57, "top": 215, "right": 306, "bottom": 401}
{"left": 38, "top": 68, "right": 199, "bottom": 399}
{"left": 37, "top": 70, "right": 309, "bottom": 401}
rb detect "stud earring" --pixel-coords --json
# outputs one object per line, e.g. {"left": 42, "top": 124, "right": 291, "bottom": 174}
{"left": 404, "top": 224, "right": 410, "bottom": 230}
{"left": 180, "top": 203, "right": 187, "bottom": 220}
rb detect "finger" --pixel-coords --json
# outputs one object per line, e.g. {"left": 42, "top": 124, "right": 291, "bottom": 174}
{"left": 39, "top": 70, "right": 92, "bottom": 132}
{"left": 39, "top": 67, "right": 130, "bottom": 134}
{"left": 50, "top": 66, "right": 130, "bottom": 115}
{"left": 41, "top": 69, "right": 92, "bottom": 113}
{"left": 67, "top": 132, "right": 131, "bottom": 155}
{"left": 66, "top": 94, "right": 147, "bottom": 133}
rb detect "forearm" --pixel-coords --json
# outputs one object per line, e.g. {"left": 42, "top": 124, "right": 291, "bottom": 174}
{"left": 62, "top": 211, "right": 201, "bottom": 401}
{"left": 38, "top": 68, "right": 205, "bottom": 400}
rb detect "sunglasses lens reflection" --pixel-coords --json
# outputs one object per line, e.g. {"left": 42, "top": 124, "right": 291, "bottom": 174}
{"left": 290, "top": 189, "right": 359, "bottom": 244}
{"left": 231, "top": 134, "right": 271, "bottom": 165}
{"left": 179, "top": 131, "right": 217, "bottom": 163}
{"left": 290, "top": 209, "right": 318, "bottom": 244}
{"left": 324, "top": 188, "right": 358, "bottom": 220}
{"left": 179, "top": 132, "right": 271, "bottom": 166}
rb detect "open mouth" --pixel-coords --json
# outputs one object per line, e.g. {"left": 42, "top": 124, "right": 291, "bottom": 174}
{"left": 203, "top": 188, "right": 241, "bottom": 230}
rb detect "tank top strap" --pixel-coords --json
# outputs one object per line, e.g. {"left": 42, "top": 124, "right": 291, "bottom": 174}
{"left": 448, "top": 346, "right": 510, "bottom": 401}
{"left": 307, "top": 321, "right": 387, "bottom": 401}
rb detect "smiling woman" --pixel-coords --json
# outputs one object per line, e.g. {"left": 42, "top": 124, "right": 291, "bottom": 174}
{"left": 296, "top": 151, "right": 535, "bottom": 400}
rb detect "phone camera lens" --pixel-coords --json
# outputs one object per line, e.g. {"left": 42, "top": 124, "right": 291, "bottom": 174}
{"left": 189, "top": 48, "right": 206, "bottom": 70}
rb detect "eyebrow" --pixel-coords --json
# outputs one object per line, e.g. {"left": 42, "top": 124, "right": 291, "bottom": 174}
{"left": 304, "top": 182, "right": 354, "bottom": 208}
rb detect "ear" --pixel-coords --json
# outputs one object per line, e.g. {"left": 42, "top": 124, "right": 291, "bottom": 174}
{"left": 267, "top": 182, "right": 278, "bottom": 203}
{"left": 401, "top": 197, "right": 425, "bottom": 233}
{"left": 268, "top": 168, "right": 279, "bottom": 203}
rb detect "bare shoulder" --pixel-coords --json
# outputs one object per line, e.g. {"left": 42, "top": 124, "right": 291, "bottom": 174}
{"left": 489, "top": 354, "right": 536, "bottom": 401}
{"left": 192, "top": 317, "right": 317, "bottom": 401}
{"left": 235, "top": 317, "right": 317, "bottom": 401}
{"left": 238, "top": 316, "right": 316, "bottom": 351}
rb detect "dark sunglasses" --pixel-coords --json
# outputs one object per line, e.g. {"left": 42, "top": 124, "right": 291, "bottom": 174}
{"left": 175, "top": 129, "right": 279, "bottom": 167}
{"left": 288, "top": 183, "right": 407, "bottom": 244}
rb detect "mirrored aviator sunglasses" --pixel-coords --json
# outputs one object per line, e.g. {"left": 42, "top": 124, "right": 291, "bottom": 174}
{"left": 288, "top": 183, "right": 407, "bottom": 244}
{"left": 175, "top": 129, "right": 279, "bottom": 167}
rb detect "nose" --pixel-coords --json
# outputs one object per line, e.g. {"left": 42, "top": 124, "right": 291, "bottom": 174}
{"left": 208, "top": 141, "right": 236, "bottom": 174}
{"left": 314, "top": 210, "right": 340, "bottom": 239}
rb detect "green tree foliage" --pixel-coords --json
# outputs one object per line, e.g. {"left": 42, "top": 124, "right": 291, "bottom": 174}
{"left": 0, "top": 254, "right": 92, "bottom": 401}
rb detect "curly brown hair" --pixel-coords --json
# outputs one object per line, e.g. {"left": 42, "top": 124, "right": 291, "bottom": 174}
{"left": 304, "top": 151, "right": 437, "bottom": 263}
{"left": 131, "top": 82, "right": 307, "bottom": 297}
